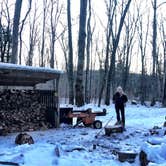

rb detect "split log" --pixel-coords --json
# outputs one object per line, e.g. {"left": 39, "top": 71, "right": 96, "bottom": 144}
{"left": 55, "top": 145, "right": 60, "bottom": 157}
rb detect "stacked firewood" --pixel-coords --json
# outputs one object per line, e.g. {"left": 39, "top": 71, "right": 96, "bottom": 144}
{"left": 0, "top": 90, "right": 52, "bottom": 134}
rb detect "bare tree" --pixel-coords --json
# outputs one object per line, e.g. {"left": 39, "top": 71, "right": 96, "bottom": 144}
{"left": 152, "top": 0, "right": 158, "bottom": 76}
{"left": 0, "top": 7, "right": 6, "bottom": 62}
{"left": 75, "top": 0, "right": 88, "bottom": 106}
{"left": 105, "top": 0, "right": 132, "bottom": 105}
{"left": 161, "top": 18, "right": 166, "bottom": 106}
{"left": 67, "top": 0, "right": 74, "bottom": 104}
{"left": 4, "top": 0, "right": 12, "bottom": 62}
{"left": 98, "top": 0, "right": 117, "bottom": 106}
{"left": 19, "top": 0, "right": 32, "bottom": 65}
{"left": 50, "top": 0, "right": 63, "bottom": 68}
{"left": 11, "top": 0, "right": 23, "bottom": 64}
{"left": 59, "top": 32, "right": 68, "bottom": 71}
{"left": 26, "top": 2, "right": 38, "bottom": 66}
{"left": 151, "top": 0, "right": 158, "bottom": 106}
{"left": 40, "top": 0, "right": 48, "bottom": 67}
{"left": 0, "top": 0, "right": 12, "bottom": 62}
{"left": 122, "top": 11, "right": 138, "bottom": 91}
{"left": 85, "top": 0, "right": 93, "bottom": 104}
{"left": 137, "top": 7, "right": 149, "bottom": 105}
{"left": 161, "top": 19, "right": 166, "bottom": 75}
{"left": 151, "top": 0, "right": 166, "bottom": 105}
{"left": 96, "top": 34, "right": 105, "bottom": 105}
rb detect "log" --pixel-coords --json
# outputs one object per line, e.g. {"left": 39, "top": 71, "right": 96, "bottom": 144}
{"left": 131, "top": 100, "right": 137, "bottom": 105}
{"left": 65, "top": 147, "right": 86, "bottom": 152}
{"left": 0, "top": 161, "right": 19, "bottom": 166}
{"left": 55, "top": 145, "right": 60, "bottom": 157}
{"left": 164, "top": 116, "right": 166, "bottom": 125}
{"left": 15, "top": 133, "right": 34, "bottom": 145}
{"left": 105, "top": 125, "right": 123, "bottom": 136}
{"left": 117, "top": 151, "right": 138, "bottom": 163}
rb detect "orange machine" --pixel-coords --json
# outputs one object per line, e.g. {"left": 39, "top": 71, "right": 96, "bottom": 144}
{"left": 67, "top": 109, "right": 102, "bottom": 129}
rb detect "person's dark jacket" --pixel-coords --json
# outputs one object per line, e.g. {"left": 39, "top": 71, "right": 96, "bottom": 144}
{"left": 113, "top": 92, "right": 128, "bottom": 107}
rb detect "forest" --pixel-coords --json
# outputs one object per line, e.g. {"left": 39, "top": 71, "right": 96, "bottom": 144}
{"left": 0, "top": 0, "right": 166, "bottom": 106}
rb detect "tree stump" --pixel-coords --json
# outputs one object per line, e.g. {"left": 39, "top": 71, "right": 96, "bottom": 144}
{"left": 131, "top": 100, "right": 137, "bottom": 105}
{"left": 139, "top": 151, "right": 149, "bottom": 166}
{"left": 117, "top": 151, "right": 138, "bottom": 163}
{"left": 15, "top": 133, "right": 34, "bottom": 145}
{"left": 163, "top": 121, "right": 166, "bottom": 127}
{"left": 105, "top": 125, "right": 123, "bottom": 136}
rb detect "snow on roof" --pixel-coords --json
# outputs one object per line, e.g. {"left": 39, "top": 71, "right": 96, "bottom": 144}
{"left": 0, "top": 62, "right": 63, "bottom": 86}
{"left": 0, "top": 62, "right": 63, "bottom": 74}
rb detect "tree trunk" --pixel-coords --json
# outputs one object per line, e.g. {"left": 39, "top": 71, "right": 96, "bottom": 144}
{"left": 152, "top": 0, "right": 157, "bottom": 76}
{"left": 85, "top": 0, "right": 92, "bottom": 104}
{"left": 139, "top": 10, "right": 149, "bottom": 105}
{"left": 122, "top": 50, "right": 130, "bottom": 91}
{"left": 50, "top": 1, "right": 55, "bottom": 68}
{"left": 26, "top": 3, "right": 37, "bottom": 66}
{"left": 140, "top": 47, "right": 146, "bottom": 105}
{"left": 122, "top": 24, "right": 130, "bottom": 91}
{"left": 98, "top": 37, "right": 109, "bottom": 107}
{"left": 105, "top": 0, "right": 132, "bottom": 105}
{"left": 6, "top": 28, "right": 11, "bottom": 62}
{"left": 27, "top": 43, "right": 34, "bottom": 66}
{"left": 19, "top": 0, "right": 32, "bottom": 65}
{"left": 105, "top": 45, "right": 116, "bottom": 105}
{"left": 162, "top": 76, "right": 166, "bottom": 107}
{"left": 75, "top": 0, "right": 88, "bottom": 106}
{"left": 0, "top": 17, "right": 10, "bottom": 62}
{"left": 162, "top": 37, "right": 166, "bottom": 106}
{"left": 11, "top": 0, "right": 23, "bottom": 64}
{"left": 67, "top": 0, "right": 74, "bottom": 105}
{"left": 151, "top": 0, "right": 157, "bottom": 105}
{"left": 98, "top": 1, "right": 115, "bottom": 107}
{"left": 40, "top": 0, "right": 47, "bottom": 67}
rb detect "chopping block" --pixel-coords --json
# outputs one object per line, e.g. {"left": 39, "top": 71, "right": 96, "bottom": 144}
{"left": 105, "top": 125, "right": 123, "bottom": 136}
{"left": 117, "top": 151, "right": 138, "bottom": 163}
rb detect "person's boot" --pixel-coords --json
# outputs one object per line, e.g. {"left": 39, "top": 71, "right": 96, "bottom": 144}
{"left": 122, "top": 122, "right": 126, "bottom": 131}
{"left": 115, "top": 121, "right": 121, "bottom": 125}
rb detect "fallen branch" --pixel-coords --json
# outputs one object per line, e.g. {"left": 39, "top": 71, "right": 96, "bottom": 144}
{"left": 65, "top": 147, "right": 86, "bottom": 152}
{"left": 0, "top": 161, "right": 19, "bottom": 166}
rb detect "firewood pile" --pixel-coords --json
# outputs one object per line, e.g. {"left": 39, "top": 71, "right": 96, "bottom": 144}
{"left": 0, "top": 90, "right": 52, "bottom": 134}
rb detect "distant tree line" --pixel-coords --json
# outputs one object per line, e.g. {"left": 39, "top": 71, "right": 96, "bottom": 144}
{"left": 0, "top": 21, "right": 12, "bottom": 62}
{"left": 59, "top": 69, "right": 159, "bottom": 105}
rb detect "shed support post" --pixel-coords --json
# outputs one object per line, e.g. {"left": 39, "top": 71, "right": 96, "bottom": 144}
{"left": 54, "top": 77, "right": 60, "bottom": 128}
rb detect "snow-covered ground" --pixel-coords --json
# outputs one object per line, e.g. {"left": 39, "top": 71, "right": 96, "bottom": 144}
{"left": 0, "top": 103, "right": 166, "bottom": 166}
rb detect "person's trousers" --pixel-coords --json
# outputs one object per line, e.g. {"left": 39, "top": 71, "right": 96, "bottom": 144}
{"left": 115, "top": 105, "right": 125, "bottom": 126}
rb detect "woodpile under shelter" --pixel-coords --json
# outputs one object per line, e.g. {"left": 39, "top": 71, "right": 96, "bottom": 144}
{"left": 0, "top": 62, "right": 62, "bottom": 134}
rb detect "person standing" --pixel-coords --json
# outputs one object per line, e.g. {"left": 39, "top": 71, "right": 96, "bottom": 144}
{"left": 113, "top": 86, "right": 128, "bottom": 129}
